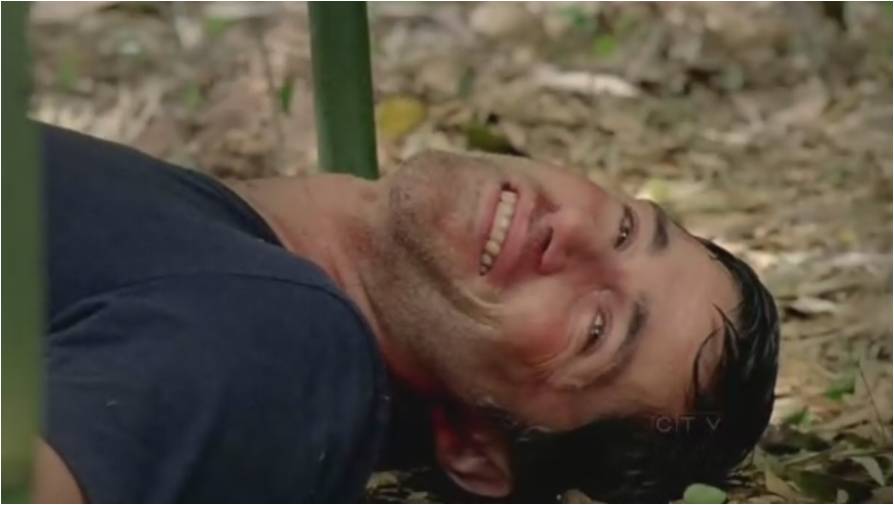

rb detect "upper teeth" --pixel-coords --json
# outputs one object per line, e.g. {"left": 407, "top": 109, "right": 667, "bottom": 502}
{"left": 480, "top": 190, "right": 518, "bottom": 275}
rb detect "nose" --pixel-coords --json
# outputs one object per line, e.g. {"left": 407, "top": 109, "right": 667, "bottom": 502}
{"left": 538, "top": 207, "right": 618, "bottom": 277}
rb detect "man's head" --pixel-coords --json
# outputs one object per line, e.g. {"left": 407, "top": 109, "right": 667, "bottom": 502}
{"left": 363, "top": 150, "right": 779, "bottom": 499}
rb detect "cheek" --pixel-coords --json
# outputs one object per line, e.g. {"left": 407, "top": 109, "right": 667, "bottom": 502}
{"left": 391, "top": 172, "right": 479, "bottom": 254}
{"left": 496, "top": 276, "right": 586, "bottom": 374}
{"left": 502, "top": 304, "right": 571, "bottom": 368}
{"left": 438, "top": 204, "right": 474, "bottom": 245}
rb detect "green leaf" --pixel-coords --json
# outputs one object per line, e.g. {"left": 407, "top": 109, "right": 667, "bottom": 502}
{"left": 182, "top": 82, "right": 203, "bottom": 112}
{"left": 682, "top": 483, "right": 727, "bottom": 504}
{"left": 463, "top": 121, "right": 524, "bottom": 156}
{"left": 592, "top": 34, "right": 617, "bottom": 58}
{"left": 781, "top": 407, "right": 809, "bottom": 427}
{"left": 279, "top": 75, "right": 295, "bottom": 115}
{"left": 559, "top": 6, "right": 594, "bottom": 32}
{"left": 792, "top": 470, "right": 872, "bottom": 503}
{"left": 825, "top": 373, "right": 856, "bottom": 400}
{"left": 57, "top": 49, "right": 80, "bottom": 92}
{"left": 204, "top": 17, "right": 234, "bottom": 39}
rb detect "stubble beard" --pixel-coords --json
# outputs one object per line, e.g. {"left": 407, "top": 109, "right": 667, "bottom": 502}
{"left": 363, "top": 165, "right": 501, "bottom": 406}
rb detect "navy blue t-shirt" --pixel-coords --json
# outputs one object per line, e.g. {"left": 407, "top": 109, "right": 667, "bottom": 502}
{"left": 40, "top": 124, "right": 390, "bottom": 502}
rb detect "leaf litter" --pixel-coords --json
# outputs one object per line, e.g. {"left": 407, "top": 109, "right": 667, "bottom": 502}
{"left": 28, "top": 2, "right": 891, "bottom": 503}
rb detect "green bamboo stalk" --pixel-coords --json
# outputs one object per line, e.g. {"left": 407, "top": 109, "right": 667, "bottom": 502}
{"left": 308, "top": 1, "right": 379, "bottom": 179}
{"left": 2, "top": 3, "right": 43, "bottom": 502}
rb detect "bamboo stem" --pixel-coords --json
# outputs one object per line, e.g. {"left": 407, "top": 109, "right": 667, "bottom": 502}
{"left": 1, "top": 3, "right": 43, "bottom": 502}
{"left": 308, "top": 2, "right": 379, "bottom": 179}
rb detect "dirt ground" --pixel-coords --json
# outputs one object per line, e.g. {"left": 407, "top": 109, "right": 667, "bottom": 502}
{"left": 28, "top": 2, "right": 892, "bottom": 503}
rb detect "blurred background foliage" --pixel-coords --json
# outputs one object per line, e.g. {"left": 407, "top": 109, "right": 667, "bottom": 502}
{"left": 24, "top": 2, "right": 893, "bottom": 503}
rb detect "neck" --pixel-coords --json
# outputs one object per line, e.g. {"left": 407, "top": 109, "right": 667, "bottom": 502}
{"left": 225, "top": 174, "right": 442, "bottom": 397}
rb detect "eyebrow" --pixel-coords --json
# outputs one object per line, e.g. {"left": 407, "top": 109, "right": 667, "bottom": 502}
{"left": 648, "top": 201, "right": 670, "bottom": 254}
{"left": 602, "top": 296, "right": 649, "bottom": 380}
{"left": 584, "top": 296, "right": 650, "bottom": 390}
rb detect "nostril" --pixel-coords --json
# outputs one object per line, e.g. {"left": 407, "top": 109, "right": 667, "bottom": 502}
{"left": 538, "top": 226, "right": 558, "bottom": 274}
{"left": 539, "top": 227, "right": 553, "bottom": 256}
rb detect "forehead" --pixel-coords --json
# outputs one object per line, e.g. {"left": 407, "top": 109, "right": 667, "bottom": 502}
{"left": 452, "top": 152, "right": 569, "bottom": 176}
{"left": 611, "top": 234, "right": 737, "bottom": 417}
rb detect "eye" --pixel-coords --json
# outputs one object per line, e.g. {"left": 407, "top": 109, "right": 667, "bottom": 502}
{"left": 582, "top": 312, "right": 606, "bottom": 353}
{"left": 614, "top": 205, "right": 634, "bottom": 249}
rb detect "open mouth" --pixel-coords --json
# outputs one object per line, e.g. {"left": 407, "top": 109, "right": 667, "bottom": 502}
{"left": 479, "top": 186, "right": 519, "bottom": 275}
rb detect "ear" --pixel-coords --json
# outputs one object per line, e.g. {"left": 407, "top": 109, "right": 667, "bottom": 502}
{"left": 431, "top": 405, "right": 513, "bottom": 498}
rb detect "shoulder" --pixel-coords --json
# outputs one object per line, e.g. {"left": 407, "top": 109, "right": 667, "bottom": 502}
{"left": 52, "top": 272, "right": 387, "bottom": 410}
{"left": 158, "top": 273, "right": 387, "bottom": 402}
{"left": 45, "top": 273, "right": 390, "bottom": 502}
{"left": 53, "top": 271, "right": 377, "bottom": 360}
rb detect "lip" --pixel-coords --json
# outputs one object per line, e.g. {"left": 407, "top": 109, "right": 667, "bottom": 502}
{"left": 477, "top": 181, "right": 534, "bottom": 286}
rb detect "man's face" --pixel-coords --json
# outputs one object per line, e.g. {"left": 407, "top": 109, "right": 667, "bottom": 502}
{"left": 369, "top": 151, "right": 738, "bottom": 431}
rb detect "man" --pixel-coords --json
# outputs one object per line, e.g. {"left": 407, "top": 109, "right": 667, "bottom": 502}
{"left": 35, "top": 123, "right": 779, "bottom": 502}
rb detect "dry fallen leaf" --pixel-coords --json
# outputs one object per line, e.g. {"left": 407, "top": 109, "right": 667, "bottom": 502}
{"left": 850, "top": 456, "right": 887, "bottom": 487}
{"left": 377, "top": 96, "right": 427, "bottom": 141}
{"left": 533, "top": 65, "right": 641, "bottom": 98}
{"left": 26, "top": 3, "right": 893, "bottom": 504}
{"left": 562, "top": 488, "right": 596, "bottom": 503}
{"left": 788, "top": 296, "right": 841, "bottom": 316}
{"left": 366, "top": 471, "right": 400, "bottom": 490}
{"left": 764, "top": 468, "right": 805, "bottom": 502}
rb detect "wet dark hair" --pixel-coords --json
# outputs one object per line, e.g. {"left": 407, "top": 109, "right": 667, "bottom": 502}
{"left": 503, "top": 238, "right": 780, "bottom": 502}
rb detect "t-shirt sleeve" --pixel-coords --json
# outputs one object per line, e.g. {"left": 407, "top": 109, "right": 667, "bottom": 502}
{"left": 43, "top": 275, "right": 388, "bottom": 503}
